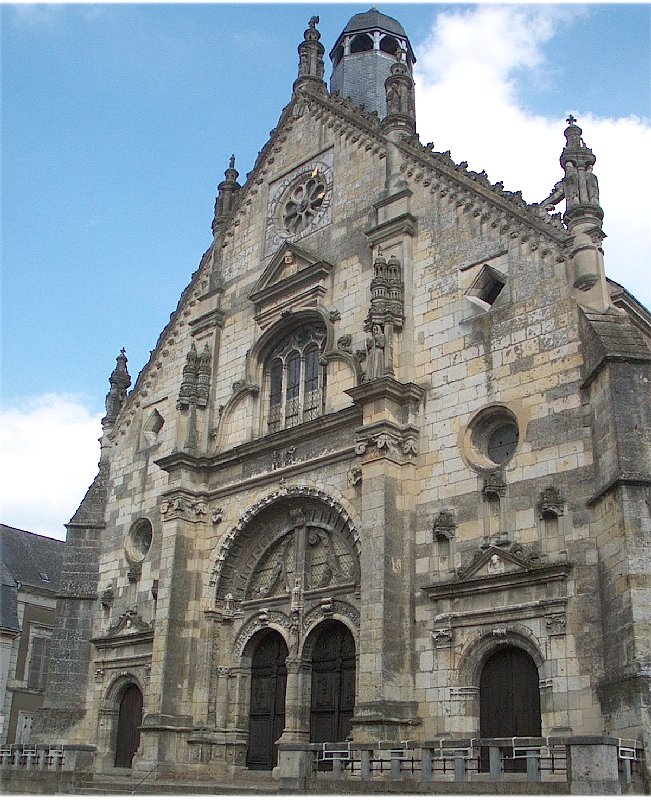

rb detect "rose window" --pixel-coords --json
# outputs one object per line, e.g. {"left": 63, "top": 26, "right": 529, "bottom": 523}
{"left": 281, "top": 172, "right": 327, "bottom": 234}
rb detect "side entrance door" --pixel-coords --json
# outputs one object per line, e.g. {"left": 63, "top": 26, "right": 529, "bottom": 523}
{"left": 114, "top": 684, "right": 143, "bottom": 768}
{"left": 480, "top": 646, "right": 541, "bottom": 771}
{"left": 246, "top": 631, "right": 288, "bottom": 770}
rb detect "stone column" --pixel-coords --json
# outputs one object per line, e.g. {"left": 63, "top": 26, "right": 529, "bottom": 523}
{"left": 138, "top": 486, "right": 203, "bottom": 772}
{"left": 346, "top": 378, "right": 424, "bottom": 741}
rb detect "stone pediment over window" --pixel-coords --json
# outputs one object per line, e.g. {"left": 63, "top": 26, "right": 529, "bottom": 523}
{"left": 249, "top": 243, "right": 333, "bottom": 329}
{"left": 91, "top": 608, "right": 153, "bottom": 648}
{"left": 423, "top": 544, "right": 572, "bottom": 605}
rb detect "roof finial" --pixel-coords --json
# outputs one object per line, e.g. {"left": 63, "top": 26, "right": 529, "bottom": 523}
{"left": 212, "top": 153, "right": 241, "bottom": 234}
{"left": 293, "top": 16, "right": 326, "bottom": 95}
{"left": 566, "top": 114, "right": 577, "bottom": 126}
{"left": 102, "top": 348, "right": 131, "bottom": 427}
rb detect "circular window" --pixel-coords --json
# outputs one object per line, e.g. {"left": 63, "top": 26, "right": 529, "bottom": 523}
{"left": 487, "top": 423, "right": 519, "bottom": 464}
{"left": 125, "top": 518, "right": 153, "bottom": 564}
{"left": 280, "top": 172, "right": 327, "bottom": 235}
{"left": 463, "top": 406, "right": 520, "bottom": 470}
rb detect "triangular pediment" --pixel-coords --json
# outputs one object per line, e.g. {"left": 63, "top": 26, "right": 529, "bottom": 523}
{"left": 249, "top": 242, "right": 333, "bottom": 327}
{"left": 458, "top": 545, "right": 533, "bottom": 581}
{"left": 93, "top": 609, "right": 153, "bottom": 646}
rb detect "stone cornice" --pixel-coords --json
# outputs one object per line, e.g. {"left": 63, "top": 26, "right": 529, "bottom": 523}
{"left": 397, "top": 136, "right": 570, "bottom": 246}
{"left": 586, "top": 473, "right": 651, "bottom": 507}
{"left": 91, "top": 630, "right": 154, "bottom": 649}
{"left": 422, "top": 562, "right": 573, "bottom": 603}
{"left": 156, "top": 405, "right": 361, "bottom": 478}
{"left": 346, "top": 376, "right": 426, "bottom": 407}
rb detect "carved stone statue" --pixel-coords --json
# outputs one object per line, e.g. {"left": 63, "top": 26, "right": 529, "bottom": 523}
{"left": 365, "top": 324, "right": 386, "bottom": 379}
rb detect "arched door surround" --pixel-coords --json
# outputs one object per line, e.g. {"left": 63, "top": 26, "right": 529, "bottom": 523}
{"left": 246, "top": 629, "right": 289, "bottom": 770}
{"left": 114, "top": 683, "right": 143, "bottom": 768}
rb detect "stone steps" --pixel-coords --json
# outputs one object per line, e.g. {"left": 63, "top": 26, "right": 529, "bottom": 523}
{"left": 78, "top": 771, "right": 279, "bottom": 795}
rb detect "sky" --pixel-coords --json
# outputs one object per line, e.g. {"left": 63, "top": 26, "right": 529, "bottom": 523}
{"left": 2, "top": 2, "right": 650, "bottom": 540}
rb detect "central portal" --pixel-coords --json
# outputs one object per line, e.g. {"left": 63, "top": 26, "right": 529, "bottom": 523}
{"left": 246, "top": 630, "right": 288, "bottom": 770}
{"left": 310, "top": 621, "right": 356, "bottom": 744}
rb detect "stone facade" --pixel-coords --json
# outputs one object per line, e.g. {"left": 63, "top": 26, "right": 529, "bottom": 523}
{"left": 33, "top": 10, "right": 650, "bottom": 792}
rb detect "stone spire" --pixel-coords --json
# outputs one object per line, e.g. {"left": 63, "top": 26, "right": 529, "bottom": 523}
{"left": 212, "top": 155, "right": 241, "bottom": 235}
{"left": 383, "top": 48, "right": 416, "bottom": 134}
{"left": 541, "top": 118, "right": 607, "bottom": 301}
{"left": 293, "top": 16, "right": 326, "bottom": 95}
{"left": 177, "top": 342, "right": 199, "bottom": 409}
{"left": 560, "top": 116, "right": 603, "bottom": 222}
{"left": 102, "top": 348, "right": 131, "bottom": 427}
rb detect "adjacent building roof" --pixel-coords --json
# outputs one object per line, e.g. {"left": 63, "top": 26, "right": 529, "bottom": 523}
{"left": 0, "top": 524, "right": 64, "bottom": 633}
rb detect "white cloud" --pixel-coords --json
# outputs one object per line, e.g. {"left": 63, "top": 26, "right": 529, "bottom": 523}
{"left": 414, "top": 5, "right": 651, "bottom": 309}
{"left": 0, "top": 394, "right": 103, "bottom": 540}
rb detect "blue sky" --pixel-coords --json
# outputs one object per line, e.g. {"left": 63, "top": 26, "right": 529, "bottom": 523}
{"left": 2, "top": 2, "right": 650, "bottom": 538}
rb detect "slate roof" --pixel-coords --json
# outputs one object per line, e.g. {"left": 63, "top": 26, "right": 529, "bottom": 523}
{"left": 342, "top": 8, "right": 407, "bottom": 38}
{"left": 0, "top": 525, "right": 65, "bottom": 632}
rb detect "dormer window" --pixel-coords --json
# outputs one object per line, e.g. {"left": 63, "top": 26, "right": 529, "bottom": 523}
{"left": 266, "top": 323, "right": 327, "bottom": 433}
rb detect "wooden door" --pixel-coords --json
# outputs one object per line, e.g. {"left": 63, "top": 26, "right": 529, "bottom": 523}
{"left": 114, "top": 684, "right": 143, "bottom": 768}
{"left": 480, "top": 647, "right": 541, "bottom": 771}
{"left": 246, "top": 631, "right": 288, "bottom": 770}
{"left": 310, "top": 623, "right": 356, "bottom": 744}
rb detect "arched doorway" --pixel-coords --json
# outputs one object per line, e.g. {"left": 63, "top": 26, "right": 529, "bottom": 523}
{"left": 114, "top": 683, "right": 143, "bottom": 768}
{"left": 246, "top": 630, "right": 288, "bottom": 770}
{"left": 480, "top": 646, "right": 541, "bottom": 771}
{"left": 310, "top": 622, "right": 356, "bottom": 744}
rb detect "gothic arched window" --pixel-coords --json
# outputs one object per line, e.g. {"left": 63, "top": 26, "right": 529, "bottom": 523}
{"left": 266, "top": 323, "right": 327, "bottom": 433}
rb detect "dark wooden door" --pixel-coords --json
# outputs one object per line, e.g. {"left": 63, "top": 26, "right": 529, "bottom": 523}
{"left": 246, "top": 631, "right": 288, "bottom": 770}
{"left": 480, "top": 647, "right": 541, "bottom": 771}
{"left": 114, "top": 684, "right": 143, "bottom": 768}
{"left": 310, "top": 623, "right": 356, "bottom": 744}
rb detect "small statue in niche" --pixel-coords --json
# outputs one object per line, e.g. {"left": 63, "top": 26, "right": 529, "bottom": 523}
{"left": 365, "top": 324, "right": 386, "bottom": 380}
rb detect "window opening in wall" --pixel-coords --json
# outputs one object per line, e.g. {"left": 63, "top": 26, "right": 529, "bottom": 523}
{"left": 379, "top": 35, "right": 399, "bottom": 55}
{"left": 487, "top": 423, "right": 519, "bottom": 464}
{"left": 466, "top": 264, "right": 507, "bottom": 310}
{"left": 125, "top": 518, "right": 153, "bottom": 564}
{"left": 266, "top": 323, "right": 327, "bottom": 433}
{"left": 27, "top": 635, "right": 51, "bottom": 690}
{"left": 350, "top": 33, "right": 373, "bottom": 53}
{"left": 465, "top": 405, "right": 520, "bottom": 470}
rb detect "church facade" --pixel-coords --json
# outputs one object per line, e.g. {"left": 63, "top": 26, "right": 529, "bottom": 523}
{"left": 33, "top": 9, "right": 650, "bottom": 791}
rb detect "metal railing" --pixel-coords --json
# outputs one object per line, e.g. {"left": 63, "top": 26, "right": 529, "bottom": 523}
{"left": 0, "top": 744, "right": 65, "bottom": 771}
{"left": 315, "top": 737, "right": 642, "bottom": 785}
